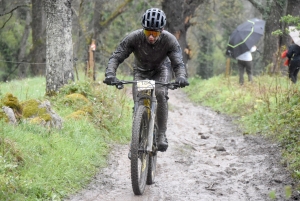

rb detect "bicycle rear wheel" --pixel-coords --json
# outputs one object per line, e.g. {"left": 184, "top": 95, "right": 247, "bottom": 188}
{"left": 131, "top": 105, "right": 149, "bottom": 195}
{"left": 147, "top": 122, "right": 158, "bottom": 185}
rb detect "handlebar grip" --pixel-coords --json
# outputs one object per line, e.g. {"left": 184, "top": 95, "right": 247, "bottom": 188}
{"left": 116, "top": 84, "right": 124, "bottom": 90}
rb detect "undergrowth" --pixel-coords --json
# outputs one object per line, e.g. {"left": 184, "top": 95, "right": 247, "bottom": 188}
{"left": 2, "top": 72, "right": 300, "bottom": 200}
{"left": 0, "top": 75, "right": 133, "bottom": 200}
{"left": 184, "top": 74, "right": 300, "bottom": 181}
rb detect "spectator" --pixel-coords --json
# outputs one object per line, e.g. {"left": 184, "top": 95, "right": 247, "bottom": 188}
{"left": 236, "top": 46, "right": 257, "bottom": 85}
{"left": 286, "top": 40, "right": 300, "bottom": 83}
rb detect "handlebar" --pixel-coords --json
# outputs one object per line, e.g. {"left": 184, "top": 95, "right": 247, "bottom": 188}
{"left": 103, "top": 80, "right": 181, "bottom": 90}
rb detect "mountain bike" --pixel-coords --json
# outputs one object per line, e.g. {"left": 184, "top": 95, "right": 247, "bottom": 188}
{"left": 106, "top": 79, "right": 179, "bottom": 195}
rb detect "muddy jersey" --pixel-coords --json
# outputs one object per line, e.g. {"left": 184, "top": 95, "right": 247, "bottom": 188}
{"left": 105, "top": 29, "right": 187, "bottom": 78}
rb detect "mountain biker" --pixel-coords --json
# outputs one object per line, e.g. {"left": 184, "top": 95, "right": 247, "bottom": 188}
{"left": 103, "top": 8, "right": 189, "bottom": 152}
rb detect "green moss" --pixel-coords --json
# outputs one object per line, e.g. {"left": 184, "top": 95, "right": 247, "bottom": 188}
{"left": 21, "top": 99, "right": 51, "bottom": 121}
{"left": 65, "top": 93, "right": 90, "bottom": 103}
{"left": 66, "top": 110, "right": 89, "bottom": 120}
{"left": 41, "top": 114, "right": 52, "bottom": 121}
{"left": 0, "top": 111, "right": 9, "bottom": 122}
{"left": 82, "top": 105, "right": 93, "bottom": 115}
{"left": 2, "top": 93, "right": 22, "bottom": 114}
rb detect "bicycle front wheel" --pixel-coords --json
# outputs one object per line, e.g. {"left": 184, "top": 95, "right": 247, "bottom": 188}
{"left": 131, "top": 105, "right": 149, "bottom": 195}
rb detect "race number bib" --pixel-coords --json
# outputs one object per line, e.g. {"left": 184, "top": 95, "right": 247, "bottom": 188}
{"left": 136, "top": 80, "right": 155, "bottom": 91}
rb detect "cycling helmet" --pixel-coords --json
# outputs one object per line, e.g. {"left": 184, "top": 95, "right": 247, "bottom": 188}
{"left": 141, "top": 8, "right": 166, "bottom": 30}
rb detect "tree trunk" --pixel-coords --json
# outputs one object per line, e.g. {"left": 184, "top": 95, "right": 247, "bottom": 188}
{"left": 162, "top": 0, "right": 205, "bottom": 67}
{"left": 18, "top": 6, "right": 31, "bottom": 78}
{"left": 44, "top": 0, "right": 74, "bottom": 95}
{"left": 264, "top": 1, "right": 286, "bottom": 73}
{"left": 247, "top": 0, "right": 286, "bottom": 73}
{"left": 0, "top": 0, "right": 6, "bottom": 13}
{"left": 31, "top": 0, "right": 46, "bottom": 76}
{"left": 71, "top": 0, "right": 83, "bottom": 67}
{"left": 285, "top": 0, "right": 300, "bottom": 46}
{"left": 93, "top": 0, "right": 106, "bottom": 40}
{"left": 197, "top": 35, "right": 212, "bottom": 79}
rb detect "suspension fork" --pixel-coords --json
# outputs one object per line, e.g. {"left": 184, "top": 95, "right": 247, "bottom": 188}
{"left": 147, "top": 90, "right": 157, "bottom": 152}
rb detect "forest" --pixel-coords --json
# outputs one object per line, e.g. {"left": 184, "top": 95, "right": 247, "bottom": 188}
{"left": 1, "top": 0, "right": 300, "bottom": 200}
{"left": 0, "top": 0, "right": 299, "bottom": 88}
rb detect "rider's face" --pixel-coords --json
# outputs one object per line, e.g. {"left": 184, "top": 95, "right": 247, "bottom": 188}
{"left": 144, "top": 29, "right": 162, "bottom": 44}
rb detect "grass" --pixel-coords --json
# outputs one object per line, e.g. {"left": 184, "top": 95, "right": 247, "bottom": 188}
{"left": 0, "top": 76, "right": 46, "bottom": 101}
{"left": 2, "top": 72, "right": 300, "bottom": 199}
{"left": 184, "top": 74, "right": 300, "bottom": 182}
{"left": 0, "top": 73, "right": 133, "bottom": 200}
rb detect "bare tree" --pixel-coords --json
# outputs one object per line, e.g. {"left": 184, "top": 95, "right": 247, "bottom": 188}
{"left": 18, "top": 6, "right": 31, "bottom": 78}
{"left": 44, "top": 0, "right": 74, "bottom": 95}
{"left": 248, "top": 0, "right": 300, "bottom": 73}
{"left": 247, "top": 0, "right": 286, "bottom": 73}
{"left": 93, "top": 0, "right": 133, "bottom": 40}
{"left": 30, "top": 0, "right": 47, "bottom": 76}
{"left": 283, "top": 0, "right": 300, "bottom": 46}
{"left": 71, "top": 0, "right": 83, "bottom": 67}
{"left": 0, "top": 0, "right": 30, "bottom": 80}
{"left": 0, "top": 2, "right": 29, "bottom": 28}
{"left": 162, "top": 0, "right": 206, "bottom": 67}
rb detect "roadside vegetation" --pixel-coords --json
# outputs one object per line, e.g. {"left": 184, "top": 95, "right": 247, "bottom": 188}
{"left": 0, "top": 74, "right": 133, "bottom": 200}
{"left": 184, "top": 74, "right": 300, "bottom": 182}
{"left": 1, "top": 73, "right": 300, "bottom": 200}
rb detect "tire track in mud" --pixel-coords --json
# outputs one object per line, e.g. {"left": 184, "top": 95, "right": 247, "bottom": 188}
{"left": 65, "top": 90, "right": 298, "bottom": 201}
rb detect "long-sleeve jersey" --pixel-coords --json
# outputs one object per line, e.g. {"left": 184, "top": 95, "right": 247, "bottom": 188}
{"left": 105, "top": 29, "right": 187, "bottom": 78}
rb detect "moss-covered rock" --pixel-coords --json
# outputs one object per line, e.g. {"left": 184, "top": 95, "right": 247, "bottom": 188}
{"left": 65, "top": 93, "right": 90, "bottom": 104}
{"left": 66, "top": 110, "right": 89, "bottom": 120}
{"left": 2, "top": 93, "right": 22, "bottom": 116}
{"left": 21, "top": 100, "right": 62, "bottom": 129}
{"left": 21, "top": 99, "right": 51, "bottom": 121}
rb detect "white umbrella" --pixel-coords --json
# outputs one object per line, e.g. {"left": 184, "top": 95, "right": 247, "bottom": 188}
{"left": 289, "top": 26, "right": 300, "bottom": 46}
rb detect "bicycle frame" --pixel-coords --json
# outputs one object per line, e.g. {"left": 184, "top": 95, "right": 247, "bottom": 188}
{"left": 114, "top": 79, "right": 178, "bottom": 153}
{"left": 135, "top": 80, "right": 157, "bottom": 153}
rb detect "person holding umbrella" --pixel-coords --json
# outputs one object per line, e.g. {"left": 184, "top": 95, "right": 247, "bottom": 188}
{"left": 287, "top": 26, "right": 300, "bottom": 83}
{"left": 226, "top": 18, "right": 265, "bottom": 85}
{"left": 236, "top": 45, "right": 257, "bottom": 85}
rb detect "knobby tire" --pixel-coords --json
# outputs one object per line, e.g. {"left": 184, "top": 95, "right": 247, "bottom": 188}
{"left": 146, "top": 123, "right": 158, "bottom": 185}
{"left": 131, "top": 105, "right": 149, "bottom": 195}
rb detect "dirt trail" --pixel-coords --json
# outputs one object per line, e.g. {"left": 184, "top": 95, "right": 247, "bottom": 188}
{"left": 66, "top": 89, "right": 298, "bottom": 201}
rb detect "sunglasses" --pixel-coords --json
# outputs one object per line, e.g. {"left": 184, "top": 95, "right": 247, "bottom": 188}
{"left": 143, "top": 29, "right": 161, "bottom": 37}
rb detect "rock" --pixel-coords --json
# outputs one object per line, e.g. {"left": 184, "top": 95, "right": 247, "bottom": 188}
{"left": 215, "top": 146, "right": 226, "bottom": 151}
{"left": 2, "top": 106, "right": 17, "bottom": 125}
{"left": 201, "top": 135, "right": 209, "bottom": 139}
{"left": 39, "top": 100, "right": 63, "bottom": 129}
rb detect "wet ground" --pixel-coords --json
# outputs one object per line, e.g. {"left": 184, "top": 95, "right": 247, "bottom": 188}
{"left": 65, "top": 89, "right": 299, "bottom": 201}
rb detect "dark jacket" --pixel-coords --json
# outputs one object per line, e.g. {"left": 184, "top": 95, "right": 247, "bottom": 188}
{"left": 105, "top": 29, "right": 187, "bottom": 78}
{"left": 286, "top": 44, "right": 300, "bottom": 61}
